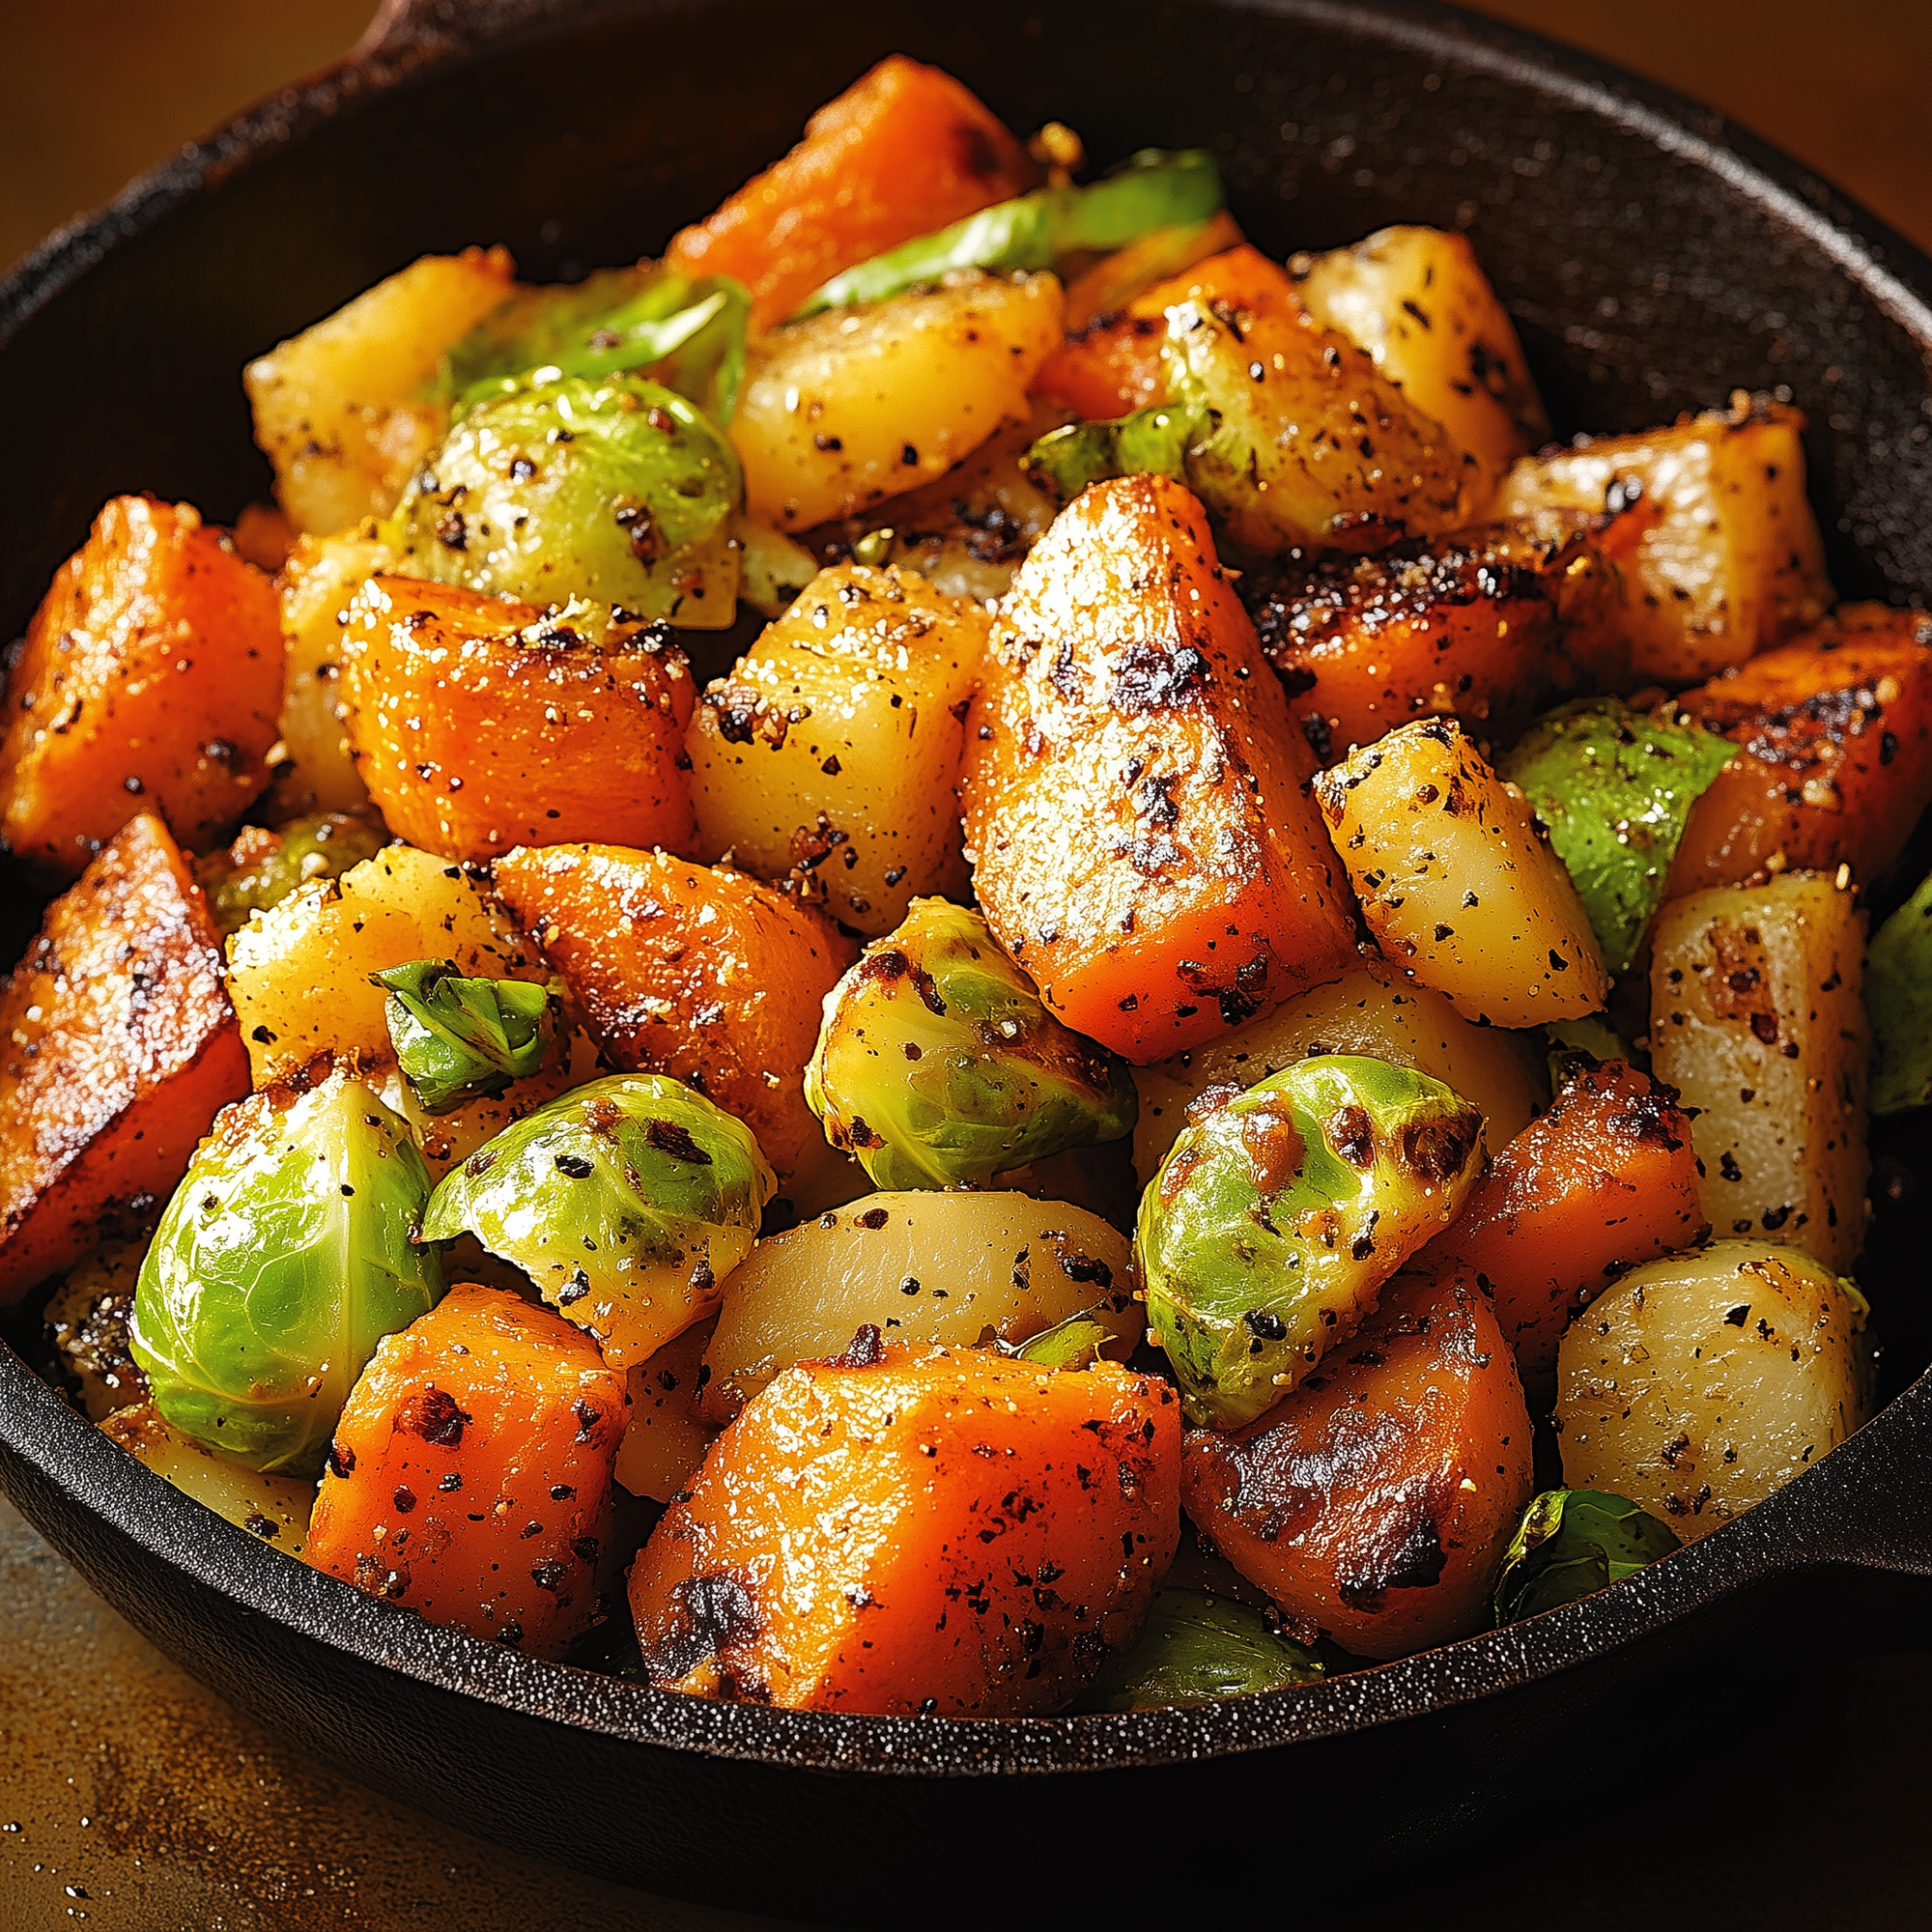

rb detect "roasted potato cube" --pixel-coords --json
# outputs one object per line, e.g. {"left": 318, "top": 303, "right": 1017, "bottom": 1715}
{"left": 103, "top": 1403, "right": 315, "bottom": 1557}
{"left": 614, "top": 1319, "right": 718, "bottom": 1505}
{"left": 0, "top": 496, "right": 282, "bottom": 873}
{"left": 1648, "top": 870, "right": 1868, "bottom": 1272}
{"left": 43, "top": 1238, "right": 148, "bottom": 1420}
{"left": 0, "top": 815, "right": 248, "bottom": 1310}
{"left": 243, "top": 247, "right": 515, "bottom": 536}
{"left": 270, "top": 531, "right": 388, "bottom": 816}
{"left": 686, "top": 564, "right": 988, "bottom": 934}
{"left": 629, "top": 1348, "right": 1180, "bottom": 1715}
{"left": 1555, "top": 1242, "right": 1873, "bottom": 1540}
{"left": 1499, "top": 398, "right": 1830, "bottom": 682}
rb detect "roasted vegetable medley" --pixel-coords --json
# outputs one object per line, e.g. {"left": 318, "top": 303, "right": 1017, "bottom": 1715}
{"left": 9, "top": 54, "right": 1927, "bottom": 1717}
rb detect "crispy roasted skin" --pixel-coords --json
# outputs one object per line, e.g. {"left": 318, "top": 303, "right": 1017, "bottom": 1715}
{"left": 1671, "top": 604, "right": 1932, "bottom": 893}
{"left": 340, "top": 578, "right": 696, "bottom": 864}
{"left": 628, "top": 1348, "right": 1180, "bottom": 1715}
{"left": 491, "top": 842, "right": 855, "bottom": 1179}
{"left": 962, "top": 473, "right": 1356, "bottom": 1062}
{"left": 0, "top": 497, "right": 280, "bottom": 874}
{"left": 0, "top": 814, "right": 248, "bottom": 1309}
{"left": 1239, "top": 511, "right": 1631, "bottom": 757}
{"left": 1181, "top": 1267, "right": 1532, "bottom": 1660}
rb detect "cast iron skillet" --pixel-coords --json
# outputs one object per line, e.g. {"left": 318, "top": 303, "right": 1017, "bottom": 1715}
{"left": 4, "top": 0, "right": 1932, "bottom": 1918}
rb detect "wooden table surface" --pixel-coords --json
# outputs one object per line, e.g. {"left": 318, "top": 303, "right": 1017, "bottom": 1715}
{"left": 3, "top": 3, "right": 1930, "bottom": 1926}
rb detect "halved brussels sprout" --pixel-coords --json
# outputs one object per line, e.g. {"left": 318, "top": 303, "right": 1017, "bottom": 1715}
{"left": 128, "top": 1074, "right": 443, "bottom": 1476}
{"left": 419, "top": 1073, "right": 775, "bottom": 1369}
{"left": 372, "top": 958, "right": 560, "bottom": 1115}
{"left": 385, "top": 371, "right": 741, "bottom": 626}
{"left": 1867, "top": 866, "right": 1932, "bottom": 1115}
{"left": 1492, "top": 1489, "right": 1682, "bottom": 1624}
{"left": 1072, "top": 1589, "right": 1322, "bottom": 1712}
{"left": 1139, "top": 1055, "right": 1486, "bottom": 1429}
{"left": 805, "top": 898, "right": 1137, "bottom": 1190}
{"left": 196, "top": 813, "right": 388, "bottom": 936}
{"left": 1021, "top": 402, "right": 1199, "bottom": 503}
{"left": 1011, "top": 1310, "right": 1119, "bottom": 1373}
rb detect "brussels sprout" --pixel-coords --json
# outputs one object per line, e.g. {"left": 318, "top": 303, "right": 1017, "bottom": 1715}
{"left": 1867, "top": 867, "right": 1932, "bottom": 1115}
{"left": 805, "top": 898, "right": 1137, "bottom": 1190}
{"left": 385, "top": 371, "right": 742, "bottom": 626}
{"left": 1544, "top": 1012, "right": 1632, "bottom": 1089}
{"left": 1139, "top": 1055, "right": 1486, "bottom": 1429}
{"left": 1500, "top": 698, "right": 1737, "bottom": 974}
{"left": 371, "top": 958, "right": 560, "bottom": 1114}
{"left": 794, "top": 149, "right": 1224, "bottom": 318}
{"left": 196, "top": 813, "right": 387, "bottom": 935}
{"left": 1072, "top": 1589, "right": 1323, "bottom": 1712}
{"left": 1021, "top": 402, "right": 1200, "bottom": 503}
{"left": 1011, "top": 1310, "right": 1119, "bottom": 1373}
{"left": 128, "top": 1075, "right": 443, "bottom": 1476}
{"left": 435, "top": 266, "right": 750, "bottom": 423}
{"left": 1492, "top": 1489, "right": 1683, "bottom": 1623}
{"left": 420, "top": 1072, "right": 776, "bottom": 1369}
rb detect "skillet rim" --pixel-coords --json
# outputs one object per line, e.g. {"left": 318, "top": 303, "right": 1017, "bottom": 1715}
{"left": 2, "top": 0, "right": 1930, "bottom": 1780}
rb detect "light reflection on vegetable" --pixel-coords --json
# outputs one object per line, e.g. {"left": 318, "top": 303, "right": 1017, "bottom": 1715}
{"left": 1072, "top": 1589, "right": 1322, "bottom": 1712}
{"left": 1492, "top": 1489, "right": 1683, "bottom": 1623}
{"left": 372, "top": 958, "right": 559, "bottom": 1115}
{"left": 420, "top": 1072, "right": 775, "bottom": 1369}
{"left": 805, "top": 898, "right": 1137, "bottom": 1190}
{"left": 1138, "top": 1055, "right": 1486, "bottom": 1430}
{"left": 128, "top": 1074, "right": 443, "bottom": 1476}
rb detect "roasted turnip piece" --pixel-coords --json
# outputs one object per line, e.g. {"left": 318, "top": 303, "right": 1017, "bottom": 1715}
{"left": 1181, "top": 1267, "right": 1533, "bottom": 1659}
{"left": 0, "top": 815, "right": 248, "bottom": 1311}
{"left": 629, "top": 1347, "right": 1180, "bottom": 1715}
{"left": 963, "top": 473, "right": 1357, "bottom": 1060}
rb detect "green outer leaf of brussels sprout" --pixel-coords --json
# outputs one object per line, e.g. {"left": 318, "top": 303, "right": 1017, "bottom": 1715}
{"left": 1012, "top": 1311, "right": 1117, "bottom": 1372}
{"left": 384, "top": 371, "right": 742, "bottom": 621}
{"left": 128, "top": 1079, "right": 443, "bottom": 1477}
{"left": 791, "top": 149, "right": 1225, "bottom": 318}
{"left": 419, "top": 1072, "right": 774, "bottom": 1318}
{"left": 1072, "top": 1589, "right": 1323, "bottom": 1712}
{"left": 1499, "top": 697, "right": 1737, "bottom": 976}
{"left": 804, "top": 898, "right": 1137, "bottom": 1190}
{"left": 1867, "top": 866, "right": 1932, "bottom": 1115}
{"left": 1021, "top": 402, "right": 1202, "bottom": 504}
{"left": 1492, "top": 1488, "right": 1684, "bottom": 1624}
{"left": 1138, "top": 1055, "right": 1486, "bottom": 1431}
{"left": 196, "top": 814, "right": 388, "bottom": 937}
{"left": 371, "top": 958, "right": 558, "bottom": 1115}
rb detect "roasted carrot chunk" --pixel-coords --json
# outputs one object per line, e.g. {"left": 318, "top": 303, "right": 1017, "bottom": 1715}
{"left": 0, "top": 497, "right": 281, "bottom": 873}
{"left": 665, "top": 56, "right": 1037, "bottom": 332}
{"left": 306, "top": 1283, "right": 626, "bottom": 1659}
{"left": 1180, "top": 1268, "right": 1532, "bottom": 1660}
{"left": 1670, "top": 606, "right": 1932, "bottom": 893}
{"left": 628, "top": 1346, "right": 1180, "bottom": 1715}
{"left": 962, "top": 474, "right": 1356, "bottom": 1061}
{"left": 1420, "top": 1059, "right": 1706, "bottom": 1394}
{"left": 0, "top": 814, "right": 247, "bottom": 1311}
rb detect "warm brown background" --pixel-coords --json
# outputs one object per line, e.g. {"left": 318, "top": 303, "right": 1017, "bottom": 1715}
{"left": 4, "top": 4, "right": 1931, "bottom": 1927}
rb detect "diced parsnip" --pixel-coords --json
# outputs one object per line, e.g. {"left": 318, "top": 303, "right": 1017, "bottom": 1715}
{"left": 226, "top": 841, "right": 546, "bottom": 1087}
{"left": 1130, "top": 960, "right": 1545, "bottom": 1184}
{"left": 1555, "top": 1241, "right": 1873, "bottom": 1540}
{"left": 733, "top": 270, "right": 1065, "bottom": 530}
{"left": 1647, "top": 870, "right": 1868, "bottom": 1272}
{"left": 244, "top": 247, "right": 516, "bottom": 537}
{"left": 1420, "top": 1059, "right": 1706, "bottom": 1395}
{"left": 1669, "top": 606, "right": 1932, "bottom": 895}
{"left": 0, "top": 816, "right": 248, "bottom": 1312}
{"left": 1238, "top": 511, "right": 1628, "bottom": 758}
{"left": 305, "top": 1284, "right": 626, "bottom": 1657}
{"left": 963, "top": 474, "right": 1358, "bottom": 1061}
{"left": 340, "top": 577, "right": 696, "bottom": 865}
{"left": 0, "top": 497, "right": 283, "bottom": 873}
{"left": 699, "top": 1190, "right": 1139, "bottom": 1424}
{"left": 491, "top": 843, "right": 855, "bottom": 1182}
{"left": 43, "top": 1239, "right": 148, "bottom": 1421}
{"left": 103, "top": 1403, "right": 314, "bottom": 1558}
{"left": 1498, "top": 398, "right": 1831, "bottom": 681}
{"left": 1180, "top": 1267, "right": 1532, "bottom": 1659}
{"left": 1292, "top": 225, "right": 1550, "bottom": 503}
{"left": 1314, "top": 718, "right": 1609, "bottom": 1025}
{"left": 629, "top": 1349, "right": 1179, "bottom": 1715}
{"left": 665, "top": 55, "right": 1037, "bottom": 334}
{"left": 270, "top": 532, "right": 388, "bottom": 816}
{"left": 614, "top": 1319, "right": 717, "bottom": 1504}
{"left": 686, "top": 564, "right": 988, "bottom": 934}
